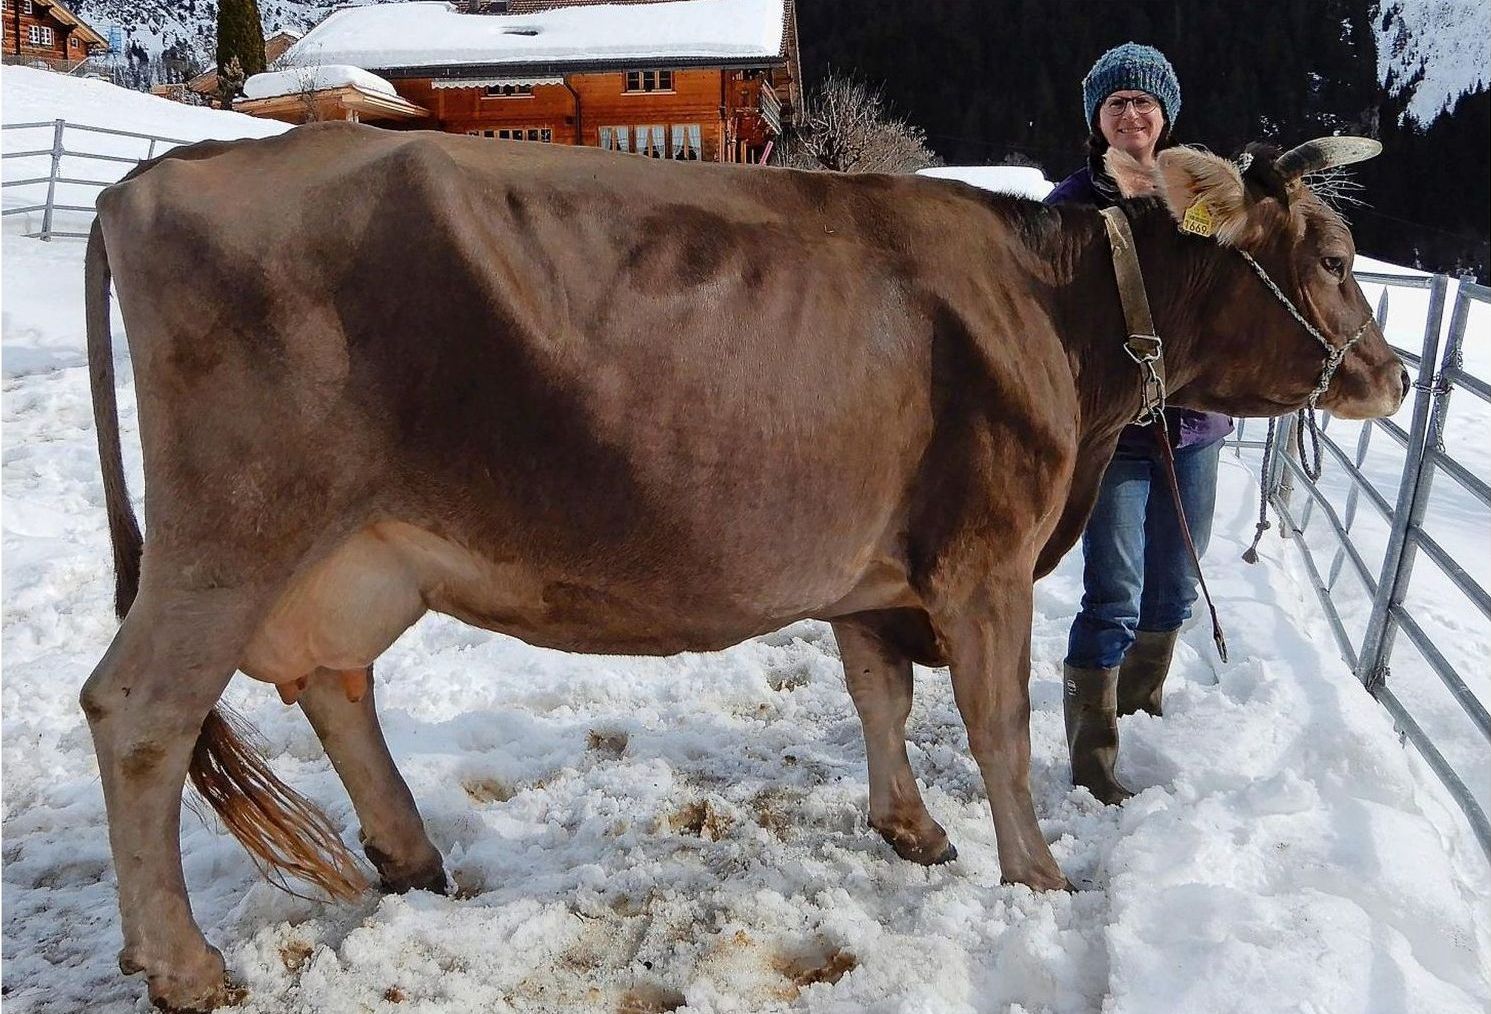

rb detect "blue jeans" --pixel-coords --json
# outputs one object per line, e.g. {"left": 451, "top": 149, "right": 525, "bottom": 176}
{"left": 1065, "top": 438, "right": 1222, "bottom": 670}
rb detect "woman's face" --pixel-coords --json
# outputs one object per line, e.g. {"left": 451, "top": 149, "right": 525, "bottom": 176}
{"left": 1098, "top": 89, "right": 1165, "bottom": 163}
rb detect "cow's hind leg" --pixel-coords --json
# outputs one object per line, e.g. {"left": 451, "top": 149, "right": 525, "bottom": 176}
{"left": 939, "top": 581, "right": 1069, "bottom": 891}
{"left": 296, "top": 667, "right": 448, "bottom": 894}
{"left": 82, "top": 587, "right": 364, "bottom": 1012}
{"left": 834, "top": 616, "right": 955, "bottom": 865}
{"left": 82, "top": 589, "right": 261, "bottom": 1012}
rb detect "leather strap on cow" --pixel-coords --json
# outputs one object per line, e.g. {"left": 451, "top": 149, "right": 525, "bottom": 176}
{"left": 1100, "top": 207, "right": 1165, "bottom": 425}
{"left": 1100, "top": 206, "right": 1229, "bottom": 664}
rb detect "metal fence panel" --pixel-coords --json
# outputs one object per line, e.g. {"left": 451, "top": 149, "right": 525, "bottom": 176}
{"left": 1240, "top": 270, "right": 1491, "bottom": 861}
{"left": 2, "top": 118, "right": 192, "bottom": 239}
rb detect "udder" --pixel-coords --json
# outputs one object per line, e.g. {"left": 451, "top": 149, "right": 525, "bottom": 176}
{"left": 240, "top": 526, "right": 428, "bottom": 694}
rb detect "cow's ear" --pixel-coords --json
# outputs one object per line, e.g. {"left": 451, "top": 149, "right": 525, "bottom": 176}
{"left": 1152, "top": 147, "right": 1254, "bottom": 246}
{"left": 1104, "top": 147, "right": 1158, "bottom": 198}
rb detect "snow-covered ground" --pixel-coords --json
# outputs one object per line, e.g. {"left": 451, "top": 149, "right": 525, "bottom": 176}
{"left": 3, "top": 71, "right": 1490, "bottom": 1014}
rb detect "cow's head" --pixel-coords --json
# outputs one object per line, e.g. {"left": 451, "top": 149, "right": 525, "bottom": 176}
{"left": 1106, "top": 140, "right": 1409, "bottom": 420}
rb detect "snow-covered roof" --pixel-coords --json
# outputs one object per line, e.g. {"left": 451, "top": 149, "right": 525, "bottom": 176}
{"left": 243, "top": 65, "right": 398, "bottom": 101}
{"left": 917, "top": 166, "right": 1055, "bottom": 202}
{"left": 283, "top": 0, "right": 787, "bottom": 75}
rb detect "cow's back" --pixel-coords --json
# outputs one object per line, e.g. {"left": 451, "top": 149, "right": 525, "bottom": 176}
{"left": 97, "top": 123, "right": 1076, "bottom": 656}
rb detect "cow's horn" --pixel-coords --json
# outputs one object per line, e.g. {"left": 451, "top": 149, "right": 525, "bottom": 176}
{"left": 1274, "top": 136, "right": 1383, "bottom": 181}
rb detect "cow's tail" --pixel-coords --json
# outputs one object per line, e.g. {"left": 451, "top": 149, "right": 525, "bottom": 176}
{"left": 189, "top": 708, "right": 369, "bottom": 901}
{"left": 86, "top": 220, "right": 367, "bottom": 904}
{"left": 86, "top": 219, "right": 142, "bottom": 619}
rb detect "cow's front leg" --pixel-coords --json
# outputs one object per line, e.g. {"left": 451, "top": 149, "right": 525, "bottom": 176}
{"left": 80, "top": 588, "right": 253, "bottom": 1012}
{"left": 939, "top": 584, "right": 1069, "bottom": 891}
{"left": 834, "top": 616, "right": 955, "bottom": 865}
{"left": 296, "top": 667, "right": 447, "bottom": 894}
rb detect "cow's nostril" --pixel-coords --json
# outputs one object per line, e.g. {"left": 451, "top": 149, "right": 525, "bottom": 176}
{"left": 1400, "top": 368, "right": 1411, "bottom": 401}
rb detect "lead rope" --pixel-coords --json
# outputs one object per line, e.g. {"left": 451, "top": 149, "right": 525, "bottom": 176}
{"left": 1241, "top": 406, "right": 1326, "bottom": 564}
{"left": 1241, "top": 416, "right": 1278, "bottom": 563}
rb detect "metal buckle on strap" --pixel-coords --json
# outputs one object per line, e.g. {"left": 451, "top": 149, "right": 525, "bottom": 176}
{"left": 1123, "top": 334, "right": 1163, "bottom": 364}
{"left": 1125, "top": 335, "right": 1166, "bottom": 424}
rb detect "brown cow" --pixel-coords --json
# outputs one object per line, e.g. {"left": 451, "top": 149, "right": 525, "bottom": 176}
{"left": 82, "top": 122, "right": 1405, "bottom": 1010}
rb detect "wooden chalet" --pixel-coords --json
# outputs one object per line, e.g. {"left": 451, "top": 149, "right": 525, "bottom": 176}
{"left": 235, "top": 0, "right": 799, "bottom": 165}
{"left": 2, "top": 0, "right": 108, "bottom": 73}
{"left": 180, "top": 29, "right": 303, "bottom": 101}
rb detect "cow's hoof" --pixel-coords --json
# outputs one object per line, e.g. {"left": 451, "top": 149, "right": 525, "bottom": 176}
{"left": 998, "top": 867, "right": 1073, "bottom": 893}
{"left": 133, "top": 946, "right": 245, "bottom": 1012}
{"left": 874, "top": 820, "right": 956, "bottom": 867}
{"left": 364, "top": 840, "right": 449, "bottom": 896}
{"left": 380, "top": 865, "right": 450, "bottom": 896}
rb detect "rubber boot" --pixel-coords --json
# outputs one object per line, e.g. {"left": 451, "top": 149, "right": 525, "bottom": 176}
{"left": 1116, "top": 629, "right": 1179, "bottom": 718}
{"left": 1063, "top": 663, "right": 1133, "bottom": 805}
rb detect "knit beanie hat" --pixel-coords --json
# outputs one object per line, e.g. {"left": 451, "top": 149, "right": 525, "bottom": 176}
{"left": 1082, "top": 43, "right": 1181, "bottom": 127}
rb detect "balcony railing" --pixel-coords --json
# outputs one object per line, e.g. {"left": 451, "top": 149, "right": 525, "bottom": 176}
{"left": 758, "top": 81, "right": 782, "bottom": 135}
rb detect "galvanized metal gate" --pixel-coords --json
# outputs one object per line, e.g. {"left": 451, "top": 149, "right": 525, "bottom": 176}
{"left": 1237, "top": 269, "right": 1490, "bottom": 860}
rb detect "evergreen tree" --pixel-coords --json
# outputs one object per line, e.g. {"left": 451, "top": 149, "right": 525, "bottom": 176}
{"left": 215, "top": 0, "right": 266, "bottom": 101}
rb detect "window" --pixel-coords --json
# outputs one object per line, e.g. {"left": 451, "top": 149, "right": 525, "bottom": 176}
{"left": 28, "top": 25, "right": 54, "bottom": 46}
{"left": 623, "top": 69, "right": 673, "bottom": 93}
{"left": 669, "top": 123, "right": 702, "bottom": 160}
{"left": 634, "top": 124, "right": 665, "bottom": 158}
{"left": 483, "top": 83, "right": 533, "bottom": 98}
{"left": 22, "top": 0, "right": 33, "bottom": 13}
{"left": 468, "top": 127, "right": 552, "bottom": 142}
{"left": 599, "top": 126, "right": 631, "bottom": 152}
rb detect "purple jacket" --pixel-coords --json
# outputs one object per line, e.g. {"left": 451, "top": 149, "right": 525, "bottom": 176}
{"left": 1045, "top": 161, "right": 1233, "bottom": 453}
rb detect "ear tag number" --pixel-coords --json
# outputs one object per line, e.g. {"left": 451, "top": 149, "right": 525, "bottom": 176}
{"left": 1181, "top": 201, "right": 1215, "bottom": 237}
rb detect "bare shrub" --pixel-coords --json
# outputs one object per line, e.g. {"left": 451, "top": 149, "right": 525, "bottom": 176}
{"left": 782, "top": 71, "right": 938, "bottom": 174}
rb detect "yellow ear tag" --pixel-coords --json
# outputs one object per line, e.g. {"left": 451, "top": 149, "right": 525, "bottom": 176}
{"left": 1181, "top": 201, "right": 1215, "bottom": 237}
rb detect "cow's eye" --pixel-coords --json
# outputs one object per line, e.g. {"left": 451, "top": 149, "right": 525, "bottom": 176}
{"left": 1321, "top": 255, "right": 1347, "bottom": 279}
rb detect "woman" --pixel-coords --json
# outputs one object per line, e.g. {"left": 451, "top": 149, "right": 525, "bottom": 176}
{"left": 1046, "top": 43, "right": 1232, "bottom": 804}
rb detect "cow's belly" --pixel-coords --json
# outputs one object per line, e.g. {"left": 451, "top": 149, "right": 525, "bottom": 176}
{"left": 240, "top": 520, "right": 907, "bottom": 686}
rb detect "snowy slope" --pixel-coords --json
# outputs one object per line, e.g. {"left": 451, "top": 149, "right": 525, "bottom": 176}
{"left": 3, "top": 72, "right": 1490, "bottom": 1014}
{"left": 62, "top": 0, "right": 336, "bottom": 70}
{"left": 1379, "top": 0, "right": 1491, "bottom": 123}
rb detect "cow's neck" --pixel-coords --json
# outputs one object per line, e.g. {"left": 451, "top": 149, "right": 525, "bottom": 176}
{"left": 1031, "top": 199, "right": 1221, "bottom": 576}
{"left": 1044, "top": 202, "right": 1208, "bottom": 444}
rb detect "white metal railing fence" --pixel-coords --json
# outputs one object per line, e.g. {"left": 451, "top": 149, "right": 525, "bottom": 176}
{"left": 2, "top": 118, "right": 192, "bottom": 239}
{"left": 1232, "top": 270, "right": 1490, "bottom": 860}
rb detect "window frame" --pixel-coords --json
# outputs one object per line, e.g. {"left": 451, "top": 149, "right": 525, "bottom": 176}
{"left": 669, "top": 123, "right": 702, "bottom": 161}
{"left": 634, "top": 123, "right": 666, "bottom": 157}
{"left": 482, "top": 83, "right": 534, "bottom": 99}
{"left": 623, "top": 69, "right": 675, "bottom": 94}
{"left": 468, "top": 127, "right": 553, "bottom": 143}
{"left": 599, "top": 125, "right": 632, "bottom": 152}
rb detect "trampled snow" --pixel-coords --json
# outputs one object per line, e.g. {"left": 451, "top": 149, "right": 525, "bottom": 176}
{"left": 282, "top": 0, "right": 786, "bottom": 73}
{"left": 244, "top": 65, "right": 399, "bottom": 101}
{"left": 3, "top": 71, "right": 1489, "bottom": 1014}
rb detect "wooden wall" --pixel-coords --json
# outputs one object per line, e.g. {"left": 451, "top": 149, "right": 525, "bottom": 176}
{"left": 393, "top": 67, "right": 738, "bottom": 161}
{"left": 3, "top": 0, "right": 88, "bottom": 63}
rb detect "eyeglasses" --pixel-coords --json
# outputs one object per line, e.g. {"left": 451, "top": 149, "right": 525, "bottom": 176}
{"left": 1101, "top": 95, "right": 1158, "bottom": 117}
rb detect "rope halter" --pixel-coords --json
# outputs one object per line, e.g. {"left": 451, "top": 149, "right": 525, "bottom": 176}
{"left": 1234, "top": 249, "right": 1374, "bottom": 409}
